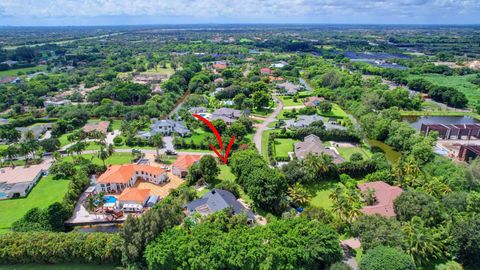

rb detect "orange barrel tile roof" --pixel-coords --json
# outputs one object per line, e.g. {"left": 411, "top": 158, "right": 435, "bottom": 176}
{"left": 118, "top": 188, "right": 151, "bottom": 203}
{"left": 172, "top": 154, "right": 202, "bottom": 170}
{"left": 97, "top": 164, "right": 166, "bottom": 184}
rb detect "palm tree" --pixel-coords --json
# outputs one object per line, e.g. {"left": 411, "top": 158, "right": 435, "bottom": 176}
{"left": 68, "top": 141, "right": 86, "bottom": 156}
{"left": 305, "top": 153, "right": 335, "bottom": 180}
{"left": 363, "top": 188, "right": 376, "bottom": 205}
{"left": 53, "top": 151, "right": 61, "bottom": 161}
{"left": 131, "top": 149, "right": 142, "bottom": 162}
{"left": 288, "top": 183, "right": 311, "bottom": 205}
{"left": 150, "top": 133, "right": 164, "bottom": 157}
{"left": 402, "top": 216, "right": 446, "bottom": 266}
{"left": 107, "top": 144, "right": 115, "bottom": 156}
{"left": 98, "top": 145, "right": 111, "bottom": 166}
{"left": 3, "top": 145, "right": 18, "bottom": 167}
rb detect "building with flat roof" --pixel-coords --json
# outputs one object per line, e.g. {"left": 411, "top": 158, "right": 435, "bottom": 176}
{"left": 0, "top": 162, "right": 51, "bottom": 199}
{"left": 458, "top": 144, "right": 480, "bottom": 162}
{"left": 421, "top": 123, "right": 480, "bottom": 140}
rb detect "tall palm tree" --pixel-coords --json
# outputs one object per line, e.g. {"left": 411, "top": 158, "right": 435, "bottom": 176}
{"left": 288, "top": 183, "right": 311, "bottom": 205}
{"left": 150, "top": 133, "right": 164, "bottom": 157}
{"left": 98, "top": 145, "right": 110, "bottom": 166}
{"left": 305, "top": 153, "right": 335, "bottom": 180}
{"left": 3, "top": 145, "right": 18, "bottom": 167}
{"left": 402, "top": 216, "right": 446, "bottom": 266}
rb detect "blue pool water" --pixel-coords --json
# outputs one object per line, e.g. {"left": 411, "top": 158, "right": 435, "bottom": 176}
{"left": 199, "top": 113, "right": 208, "bottom": 117}
{"left": 0, "top": 192, "right": 7, "bottom": 199}
{"left": 103, "top": 196, "right": 117, "bottom": 204}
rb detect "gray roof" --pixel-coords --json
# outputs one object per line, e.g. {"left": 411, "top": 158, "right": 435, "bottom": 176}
{"left": 294, "top": 134, "right": 344, "bottom": 163}
{"left": 188, "top": 107, "right": 207, "bottom": 114}
{"left": 285, "top": 115, "right": 324, "bottom": 129}
{"left": 186, "top": 189, "right": 254, "bottom": 219}
{"left": 150, "top": 119, "right": 191, "bottom": 135}
{"left": 276, "top": 82, "right": 303, "bottom": 95}
{"left": 211, "top": 108, "right": 249, "bottom": 123}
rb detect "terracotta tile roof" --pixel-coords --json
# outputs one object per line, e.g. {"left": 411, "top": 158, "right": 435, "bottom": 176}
{"left": 118, "top": 188, "right": 151, "bottom": 203}
{"left": 97, "top": 164, "right": 165, "bottom": 184}
{"left": 303, "top": 96, "right": 325, "bottom": 107}
{"left": 172, "top": 154, "right": 202, "bottom": 170}
{"left": 357, "top": 181, "right": 403, "bottom": 217}
{"left": 260, "top": 67, "right": 273, "bottom": 74}
{"left": 83, "top": 121, "right": 110, "bottom": 134}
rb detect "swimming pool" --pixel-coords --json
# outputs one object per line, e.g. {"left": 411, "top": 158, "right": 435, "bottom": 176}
{"left": 0, "top": 192, "right": 7, "bottom": 199}
{"left": 103, "top": 196, "right": 117, "bottom": 204}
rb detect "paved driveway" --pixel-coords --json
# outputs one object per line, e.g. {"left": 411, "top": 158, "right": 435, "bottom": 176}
{"left": 253, "top": 96, "right": 283, "bottom": 154}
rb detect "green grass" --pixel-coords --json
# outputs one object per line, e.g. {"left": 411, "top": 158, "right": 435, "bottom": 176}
{"left": 276, "top": 109, "right": 295, "bottom": 120}
{"left": 261, "top": 130, "right": 273, "bottom": 160}
{"left": 62, "top": 152, "right": 133, "bottom": 166}
{"left": 218, "top": 164, "right": 236, "bottom": 181}
{"left": 318, "top": 103, "right": 349, "bottom": 119}
{"left": 109, "top": 119, "right": 122, "bottom": 130}
{"left": 306, "top": 180, "right": 337, "bottom": 209}
{"left": 187, "top": 128, "right": 209, "bottom": 144}
{"left": 0, "top": 65, "right": 47, "bottom": 77}
{"left": 409, "top": 73, "right": 480, "bottom": 106}
{"left": 0, "top": 175, "right": 70, "bottom": 233}
{"left": 279, "top": 96, "right": 303, "bottom": 107}
{"left": 274, "top": 138, "right": 297, "bottom": 157}
{"left": 337, "top": 146, "right": 372, "bottom": 161}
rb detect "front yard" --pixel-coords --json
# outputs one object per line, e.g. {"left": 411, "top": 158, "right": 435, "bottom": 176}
{"left": 274, "top": 138, "right": 298, "bottom": 158}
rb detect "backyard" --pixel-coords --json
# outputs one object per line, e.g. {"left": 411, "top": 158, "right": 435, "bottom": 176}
{"left": 0, "top": 175, "right": 70, "bottom": 233}
{"left": 279, "top": 96, "right": 303, "bottom": 107}
{"left": 306, "top": 180, "right": 337, "bottom": 209}
{"left": 62, "top": 152, "right": 134, "bottom": 165}
{"left": 0, "top": 65, "right": 47, "bottom": 77}
{"left": 336, "top": 145, "right": 372, "bottom": 161}
{"left": 274, "top": 138, "right": 298, "bottom": 158}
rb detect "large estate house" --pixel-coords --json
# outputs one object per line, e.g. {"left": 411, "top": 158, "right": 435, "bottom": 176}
{"left": 0, "top": 162, "right": 51, "bottom": 199}
{"left": 294, "top": 134, "right": 344, "bottom": 163}
{"left": 210, "top": 108, "right": 249, "bottom": 125}
{"left": 96, "top": 164, "right": 168, "bottom": 193}
{"left": 137, "top": 119, "right": 190, "bottom": 139}
{"left": 357, "top": 181, "right": 403, "bottom": 217}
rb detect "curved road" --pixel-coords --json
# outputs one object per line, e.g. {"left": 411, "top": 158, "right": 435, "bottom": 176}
{"left": 254, "top": 96, "right": 283, "bottom": 154}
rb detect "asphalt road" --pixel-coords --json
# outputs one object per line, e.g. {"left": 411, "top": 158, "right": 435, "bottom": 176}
{"left": 253, "top": 96, "right": 283, "bottom": 154}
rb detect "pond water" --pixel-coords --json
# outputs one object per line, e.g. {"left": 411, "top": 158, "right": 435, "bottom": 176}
{"left": 365, "top": 139, "right": 401, "bottom": 163}
{"left": 403, "top": 115, "right": 479, "bottom": 130}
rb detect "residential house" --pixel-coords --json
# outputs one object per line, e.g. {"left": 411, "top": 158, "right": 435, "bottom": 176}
{"left": 172, "top": 154, "right": 202, "bottom": 178}
{"left": 117, "top": 187, "right": 151, "bottom": 212}
{"left": 186, "top": 189, "right": 254, "bottom": 223}
{"left": 1, "top": 60, "right": 18, "bottom": 66}
{"left": 44, "top": 99, "right": 71, "bottom": 107}
{"left": 271, "top": 61, "right": 288, "bottom": 68}
{"left": 213, "top": 61, "right": 227, "bottom": 71}
{"left": 189, "top": 107, "right": 208, "bottom": 114}
{"left": 294, "top": 134, "right": 344, "bottom": 163}
{"left": 276, "top": 82, "right": 304, "bottom": 95}
{"left": 15, "top": 124, "right": 51, "bottom": 140}
{"left": 210, "top": 108, "right": 249, "bottom": 125}
{"left": 285, "top": 115, "right": 323, "bottom": 129}
{"left": 0, "top": 76, "right": 21, "bottom": 84}
{"left": 0, "top": 118, "right": 9, "bottom": 125}
{"left": 357, "top": 181, "right": 403, "bottom": 217}
{"left": 304, "top": 96, "right": 325, "bottom": 107}
{"left": 83, "top": 121, "right": 110, "bottom": 135}
{"left": 137, "top": 119, "right": 190, "bottom": 139}
{"left": 0, "top": 161, "right": 51, "bottom": 199}
{"left": 132, "top": 73, "right": 166, "bottom": 85}
{"left": 260, "top": 67, "right": 273, "bottom": 75}
{"left": 96, "top": 164, "right": 169, "bottom": 193}
{"left": 269, "top": 76, "right": 284, "bottom": 83}
{"left": 214, "top": 78, "right": 225, "bottom": 84}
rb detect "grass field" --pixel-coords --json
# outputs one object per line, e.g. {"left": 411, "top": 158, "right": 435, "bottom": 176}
{"left": 218, "top": 165, "right": 235, "bottom": 181}
{"left": 274, "top": 138, "right": 297, "bottom": 157}
{"left": 0, "top": 175, "right": 70, "bottom": 233}
{"left": 279, "top": 96, "right": 303, "bottom": 107}
{"left": 261, "top": 130, "right": 273, "bottom": 159}
{"left": 318, "top": 103, "right": 349, "bottom": 119}
{"left": 62, "top": 152, "right": 133, "bottom": 165}
{"left": 0, "top": 65, "right": 47, "bottom": 77}
{"left": 337, "top": 146, "right": 372, "bottom": 161}
{"left": 306, "top": 180, "right": 337, "bottom": 209}
{"left": 409, "top": 74, "right": 480, "bottom": 106}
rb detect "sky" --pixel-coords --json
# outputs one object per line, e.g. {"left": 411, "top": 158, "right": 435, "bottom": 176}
{"left": 0, "top": 0, "right": 480, "bottom": 26}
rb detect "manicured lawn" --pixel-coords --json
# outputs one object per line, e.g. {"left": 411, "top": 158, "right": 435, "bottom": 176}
{"left": 409, "top": 73, "right": 480, "bottom": 106}
{"left": 188, "top": 128, "right": 209, "bottom": 144}
{"left": 279, "top": 96, "right": 303, "bottom": 107}
{"left": 318, "top": 103, "right": 348, "bottom": 119}
{"left": 337, "top": 146, "right": 372, "bottom": 161}
{"left": 62, "top": 152, "right": 133, "bottom": 166}
{"left": 0, "top": 175, "right": 70, "bottom": 233}
{"left": 306, "top": 180, "right": 337, "bottom": 209}
{"left": 276, "top": 109, "right": 294, "bottom": 120}
{"left": 218, "top": 165, "right": 235, "bottom": 181}
{"left": 0, "top": 65, "right": 47, "bottom": 77}
{"left": 274, "top": 138, "right": 297, "bottom": 157}
{"left": 109, "top": 119, "right": 122, "bottom": 130}
{"left": 261, "top": 130, "right": 273, "bottom": 160}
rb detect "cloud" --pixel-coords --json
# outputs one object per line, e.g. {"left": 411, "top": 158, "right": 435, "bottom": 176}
{"left": 0, "top": 0, "right": 479, "bottom": 24}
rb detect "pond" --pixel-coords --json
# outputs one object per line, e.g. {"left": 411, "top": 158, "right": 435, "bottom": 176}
{"left": 365, "top": 139, "right": 401, "bottom": 164}
{"left": 403, "top": 115, "right": 479, "bottom": 130}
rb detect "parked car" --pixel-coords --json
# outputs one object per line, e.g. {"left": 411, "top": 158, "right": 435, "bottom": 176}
{"left": 165, "top": 150, "right": 177, "bottom": 155}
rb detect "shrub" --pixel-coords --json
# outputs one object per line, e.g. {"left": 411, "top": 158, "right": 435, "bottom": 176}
{"left": 113, "top": 135, "right": 123, "bottom": 146}
{"left": 359, "top": 246, "right": 416, "bottom": 270}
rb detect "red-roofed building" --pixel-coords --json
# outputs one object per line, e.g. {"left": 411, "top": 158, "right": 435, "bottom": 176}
{"left": 118, "top": 187, "right": 151, "bottom": 212}
{"left": 213, "top": 61, "right": 227, "bottom": 71}
{"left": 260, "top": 67, "right": 273, "bottom": 75}
{"left": 357, "top": 181, "right": 403, "bottom": 217}
{"left": 96, "top": 164, "right": 168, "bottom": 193}
{"left": 172, "top": 154, "right": 202, "bottom": 178}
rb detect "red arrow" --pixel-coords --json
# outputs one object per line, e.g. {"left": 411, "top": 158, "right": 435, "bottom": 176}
{"left": 192, "top": 114, "right": 235, "bottom": 164}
